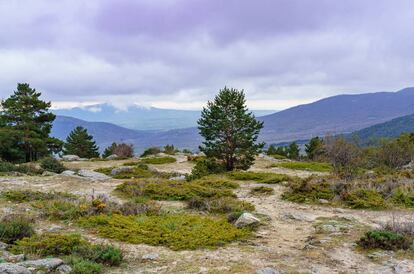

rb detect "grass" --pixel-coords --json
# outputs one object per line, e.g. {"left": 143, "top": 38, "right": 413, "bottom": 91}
{"left": 115, "top": 179, "right": 236, "bottom": 201}
{"left": 79, "top": 213, "right": 250, "bottom": 250}
{"left": 140, "top": 156, "right": 177, "bottom": 165}
{"left": 10, "top": 233, "right": 123, "bottom": 272}
{"left": 250, "top": 186, "right": 274, "bottom": 195}
{"left": 271, "top": 161, "right": 332, "bottom": 172}
{"left": 228, "top": 171, "right": 294, "bottom": 184}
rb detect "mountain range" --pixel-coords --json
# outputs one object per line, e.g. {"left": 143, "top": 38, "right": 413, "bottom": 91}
{"left": 53, "top": 104, "right": 276, "bottom": 131}
{"left": 51, "top": 87, "right": 414, "bottom": 153}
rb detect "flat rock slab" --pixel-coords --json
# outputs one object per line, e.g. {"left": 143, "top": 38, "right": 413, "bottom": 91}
{"left": 0, "top": 263, "right": 31, "bottom": 274}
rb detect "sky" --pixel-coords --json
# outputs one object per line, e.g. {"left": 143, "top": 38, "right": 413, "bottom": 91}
{"left": 1, "top": 0, "right": 414, "bottom": 110}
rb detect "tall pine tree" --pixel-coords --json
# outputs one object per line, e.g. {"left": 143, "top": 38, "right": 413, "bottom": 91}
{"left": 63, "top": 126, "right": 100, "bottom": 158}
{"left": 198, "top": 87, "right": 264, "bottom": 171}
{"left": 0, "top": 83, "right": 62, "bottom": 162}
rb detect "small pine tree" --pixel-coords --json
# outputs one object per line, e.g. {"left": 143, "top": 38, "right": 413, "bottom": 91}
{"left": 288, "top": 142, "right": 300, "bottom": 159}
{"left": 63, "top": 126, "right": 100, "bottom": 158}
{"left": 305, "top": 137, "right": 324, "bottom": 160}
{"left": 103, "top": 143, "right": 117, "bottom": 158}
{"left": 198, "top": 87, "right": 264, "bottom": 171}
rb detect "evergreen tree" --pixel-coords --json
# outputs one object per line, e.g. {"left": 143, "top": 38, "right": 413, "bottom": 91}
{"left": 63, "top": 126, "right": 100, "bottom": 158}
{"left": 305, "top": 137, "right": 324, "bottom": 160}
{"left": 198, "top": 87, "right": 264, "bottom": 171}
{"left": 102, "top": 142, "right": 117, "bottom": 158}
{"left": 0, "top": 83, "right": 62, "bottom": 162}
{"left": 288, "top": 142, "right": 300, "bottom": 159}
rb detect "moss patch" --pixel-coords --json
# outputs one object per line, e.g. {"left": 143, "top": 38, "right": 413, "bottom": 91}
{"left": 140, "top": 156, "right": 177, "bottom": 165}
{"left": 79, "top": 214, "right": 250, "bottom": 250}
{"left": 228, "top": 171, "right": 293, "bottom": 184}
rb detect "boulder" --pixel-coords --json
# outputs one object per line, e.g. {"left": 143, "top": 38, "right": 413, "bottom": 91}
{"left": 235, "top": 213, "right": 260, "bottom": 228}
{"left": 169, "top": 175, "right": 186, "bottom": 181}
{"left": 77, "top": 170, "right": 111, "bottom": 181}
{"left": 0, "top": 263, "right": 31, "bottom": 274}
{"left": 3, "top": 253, "right": 25, "bottom": 263}
{"left": 41, "top": 171, "right": 57, "bottom": 177}
{"left": 62, "top": 155, "right": 80, "bottom": 161}
{"left": 111, "top": 166, "right": 133, "bottom": 176}
{"left": 257, "top": 267, "right": 281, "bottom": 274}
{"left": 60, "top": 170, "right": 76, "bottom": 177}
{"left": 106, "top": 154, "right": 119, "bottom": 160}
{"left": 18, "top": 258, "right": 64, "bottom": 270}
{"left": 395, "top": 260, "right": 414, "bottom": 274}
{"left": 56, "top": 264, "right": 72, "bottom": 274}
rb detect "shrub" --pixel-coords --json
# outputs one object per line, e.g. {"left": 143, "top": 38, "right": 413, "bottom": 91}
{"left": 0, "top": 161, "right": 42, "bottom": 175}
{"left": 391, "top": 188, "right": 414, "bottom": 208}
{"left": 0, "top": 215, "right": 35, "bottom": 244}
{"left": 32, "top": 199, "right": 87, "bottom": 220}
{"left": 186, "top": 158, "right": 226, "bottom": 181}
{"left": 357, "top": 230, "right": 411, "bottom": 250}
{"left": 343, "top": 188, "right": 387, "bottom": 209}
{"left": 250, "top": 186, "right": 274, "bottom": 195}
{"left": 140, "top": 156, "right": 176, "bottom": 165}
{"left": 191, "top": 176, "right": 239, "bottom": 189}
{"left": 40, "top": 157, "right": 66, "bottom": 173}
{"left": 116, "top": 179, "right": 236, "bottom": 201}
{"left": 271, "top": 161, "right": 332, "bottom": 172}
{"left": 112, "top": 143, "right": 134, "bottom": 158}
{"left": 1, "top": 190, "right": 76, "bottom": 203}
{"left": 187, "top": 197, "right": 255, "bottom": 214}
{"left": 163, "top": 144, "right": 177, "bottom": 155}
{"left": 67, "top": 257, "right": 102, "bottom": 274}
{"left": 228, "top": 171, "right": 293, "bottom": 184}
{"left": 95, "top": 165, "right": 154, "bottom": 179}
{"left": 11, "top": 233, "right": 123, "bottom": 267}
{"left": 282, "top": 177, "right": 335, "bottom": 203}
{"left": 79, "top": 214, "right": 250, "bottom": 250}
{"left": 140, "top": 147, "right": 161, "bottom": 157}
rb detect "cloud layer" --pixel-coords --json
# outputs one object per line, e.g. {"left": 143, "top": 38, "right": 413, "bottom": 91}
{"left": 1, "top": 0, "right": 414, "bottom": 109}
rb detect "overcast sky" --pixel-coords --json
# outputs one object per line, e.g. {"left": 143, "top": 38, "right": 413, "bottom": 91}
{"left": 1, "top": 0, "right": 414, "bottom": 110}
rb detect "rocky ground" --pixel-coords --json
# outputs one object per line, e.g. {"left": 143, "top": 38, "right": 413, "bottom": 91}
{"left": 1, "top": 155, "right": 414, "bottom": 274}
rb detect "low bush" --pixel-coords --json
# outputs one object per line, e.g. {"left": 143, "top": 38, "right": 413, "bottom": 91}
{"left": 32, "top": 199, "right": 87, "bottom": 220}
{"left": 0, "top": 215, "right": 35, "bottom": 244}
{"left": 116, "top": 179, "right": 236, "bottom": 201}
{"left": 0, "top": 161, "right": 42, "bottom": 175}
{"left": 250, "top": 186, "right": 274, "bottom": 195}
{"left": 66, "top": 256, "right": 102, "bottom": 274}
{"left": 140, "top": 156, "right": 176, "bottom": 165}
{"left": 187, "top": 197, "right": 255, "bottom": 214}
{"left": 1, "top": 190, "right": 76, "bottom": 203}
{"left": 79, "top": 214, "right": 250, "bottom": 250}
{"left": 282, "top": 177, "right": 335, "bottom": 203}
{"left": 10, "top": 233, "right": 123, "bottom": 271}
{"left": 95, "top": 165, "right": 154, "bottom": 179}
{"left": 343, "top": 188, "right": 387, "bottom": 209}
{"left": 357, "top": 230, "right": 411, "bottom": 250}
{"left": 40, "top": 157, "right": 66, "bottom": 173}
{"left": 191, "top": 176, "right": 239, "bottom": 189}
{"left": 391, "top": 188, "right": 414, "bottom": 208}
{"left": 228, "top": 171, "right": 293, "bottom": 184}
{"left": 186, "top": 158, "right": 226, "bottom": 181}
{"left": 271, "top": 161, "right": 332, "bottom": 172}
{"left": 140, "top": 147, "right": 161, "bottom": 157}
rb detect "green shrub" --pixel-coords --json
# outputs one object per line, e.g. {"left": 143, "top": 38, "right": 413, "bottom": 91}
{"left": 0, "top": 161, "right": 42, "bottom": 175}
{"left": 250, "top": 186, "right": 274, "bottom": 195}
{"left": 40, "top": 157, "right": 66, "bottom": 173}
{"left": 391, "top": 188, "right": 414, "bottom": 208}
{"left": 343, "top": 188, "right": 387, "bottom": 209}
{"left": 228, "top": 171, "right": 293, "bottom": 184}
{"left": 0, "top": 161, "right": 19, "bottom": 173}
{"left": 116, "top": 179, "right": 235, "bottom": 201}
{"left": 11, "top": 233, "right": 122, "bottom": 269}
{"left": 140, "top": 156, "right": 176, "bottom": 165}
{"left": 191, "top": 176, "right": 239, "bottom": 189}
{"left": 357, "top": 230, "right": 411, "bottom": 250}
{"left": 271, "top": 161, "right": 332, "bottom": 172}
{"left": 66, "top": 257, "right": 102, "bottom": 274}
{"left": 79, "top": 214, "right": 250, "bottom": 250}
{"left": 187, "top": 197, "right": 255, "bottom": 214}
{"left": 186, "top": 158, "right": 226, "bottom": 181}
{"left": 140, "top": 147, "right": 161, "bottom": 157}
{"left": 0, "top": 215, "right": 35, "bottom": 244}
{"left": 95, "top": 165, "right": 153, "bottom": 179}
{"left": 1, "top": 190, "right": 76, "bottom": 203}
{"left": 32, "top": 199, "right": 87, "bottom": 220}
{"left": 282, "top": 177, "right": 335, "bottom": 203}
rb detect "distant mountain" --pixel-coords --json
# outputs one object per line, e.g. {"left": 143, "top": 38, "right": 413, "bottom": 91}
{"left": 53, "top": 104, "right": 276, "bottom": 131}
{"left": 259, "top": 87, "right": 414, "bottom": 143}
{"left": 350, "top": 113, "right": 414, "bottom": 146}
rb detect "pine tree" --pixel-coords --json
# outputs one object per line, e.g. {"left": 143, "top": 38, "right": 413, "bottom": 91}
{"left": 63, "top": 126, "right": 100, "bottom": 158}
{"left": 288, "top": 142, "right": 300, "bottom": 159}
{"left": 198, "top": 87, "right": 264, "bottom": 171}
{"left": 305, "top": 137, "right": 324, "bottom": 160}
{"left": 102, "top": 142, "right": 117, "bottom": 158}
{"left": 0, "top": 83, "right": 62, "bottom": 162}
